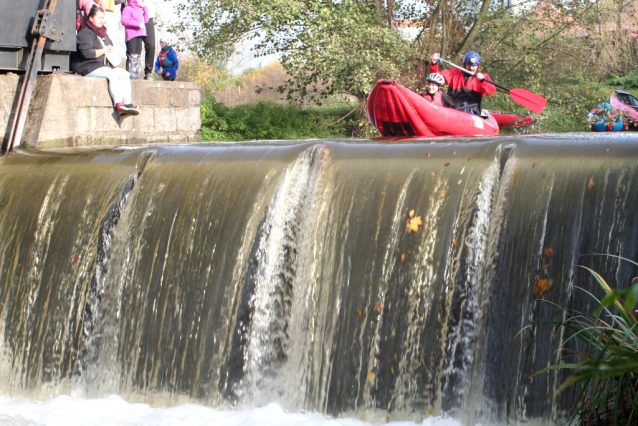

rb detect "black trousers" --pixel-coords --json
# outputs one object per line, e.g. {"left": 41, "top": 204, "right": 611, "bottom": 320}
{"left": 125, "top": 36, "right": 143, "bottom": 73}
{"left": 144, "top": 18, "right": 155, "bottom": 76}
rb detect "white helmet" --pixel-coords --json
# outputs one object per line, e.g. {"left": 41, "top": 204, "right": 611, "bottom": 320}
{"left": 426, "top": 73, "right": 445, "bottom": 86}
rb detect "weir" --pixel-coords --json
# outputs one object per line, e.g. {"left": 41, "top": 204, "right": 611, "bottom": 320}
{"left": 0, "top": 135, "right": 637, "bottom": 425}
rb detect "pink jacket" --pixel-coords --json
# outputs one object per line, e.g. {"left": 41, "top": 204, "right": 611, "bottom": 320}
{"left": 121, "top": 0, "right": 149, "bottom": 41}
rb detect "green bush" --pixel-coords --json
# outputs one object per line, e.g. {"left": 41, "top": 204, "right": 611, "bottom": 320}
{"left": 200, "top": 98, "right": 360, "bottom": 141}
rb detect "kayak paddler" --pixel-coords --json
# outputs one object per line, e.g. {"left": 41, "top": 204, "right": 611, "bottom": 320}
{"left": 421, "top": 73, "right": 458, "bottom": 109}
{"left": 429, "top": 51, "right": 496, "bottom": 116}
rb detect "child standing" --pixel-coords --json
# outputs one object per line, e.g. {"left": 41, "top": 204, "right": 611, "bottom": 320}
{"left": 121, "top": 0, "right": 148, "bottom": 79}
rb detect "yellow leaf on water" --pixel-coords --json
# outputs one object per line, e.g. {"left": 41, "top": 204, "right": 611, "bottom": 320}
{"left": 391, "top": 366, "right": 395, "bottom": 374}
{"left": 368, "top": 371, "right": 375, "bottom": 383}
{"left": 407, "top": 216, "right": 423, "bottom": 233}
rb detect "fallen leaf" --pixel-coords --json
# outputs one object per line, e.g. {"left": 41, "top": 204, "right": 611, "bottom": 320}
{"left": 587, "top": 176, "right": 595, "bottom": 189}
{"left": 401, "top": 253, "right": 406, "bottom": 262}
{"left": 535, "top": 278, "right": 553, "bottom": 296}
{"left": 376, "top": 304, "right": 383, "bottom": 312}
{"left": 458, "top": 179, "right": 462, "bottom": 185}
{"left": 544, "top": 247, "right": 554, "bottom": 257}
{"left": 394, "top": 354, "right": 397, "bottom": 362}
{"left": 542, "top": 266, "right": 548, "bottom": 274}
{"left": 368, "top": 371, "right": 375, "bottom": 382}
{"left": 391, "top": 366, "right": 395, "bottom": 374}
{"left": 386, "top": 416, "right": 390, "bottom": 423}
{"left": 409, "top": 209, "right": 415, "bottom": 217}
{"left": 441, "top": 190, "right": 446, "bottom": 196}
{"left": 467, "top": 158, "right": 471, "bottom": 161}
{"left": 381, "top": 191, "right": 385, "bottom": 195}
{"left": 444, "top": 163, "right": 450, "bottom": 167}
{"left": 427, "top": 153, "right": 430, "bottom": 158}
{"left": 397, "top": 248, "right": 400, "bottom": 253}
{"left": 418, "top": 330, "right": 421, "bottom": 335}
{"left": 429, "top": 409, "right": 433, "bottom": 415}
{"left": 555, "top": 186, "right": 559, "bottom": 189}
{"left": 600, "top": 166, "right": 605, "bottom": 171}
{"left": 72, "top": 255, "right": 80, "bottom": 264}
{"left": 431, "top": 172, "right": 435, "bottom": 178}
{"left": 407, "top": 216, "right": 423, "bottom": 233}
{"left": 451, "top": 238, "right": 457, "bottom": 246}
{"left": 356, "top": 310, "right": 362, "bottom": 318}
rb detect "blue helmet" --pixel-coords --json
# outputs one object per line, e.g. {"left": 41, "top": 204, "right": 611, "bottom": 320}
{"left": 463, "top": 51, "right": 481, "bottom": 65}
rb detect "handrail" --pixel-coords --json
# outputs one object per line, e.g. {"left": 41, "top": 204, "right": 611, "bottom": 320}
{"left": 2, "top": 0, "right": 63, "bottom": 155}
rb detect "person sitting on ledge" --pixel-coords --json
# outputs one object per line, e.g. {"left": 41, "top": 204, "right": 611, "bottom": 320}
{"left": 72, "top": 5, "right": 140, "bottom": 118}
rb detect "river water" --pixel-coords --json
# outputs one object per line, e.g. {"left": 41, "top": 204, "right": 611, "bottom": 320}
{"left": 0, "top": 134, "right": 636, "bottom": 425}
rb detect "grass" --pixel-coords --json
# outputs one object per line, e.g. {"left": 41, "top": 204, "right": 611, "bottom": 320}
{"left": 529, "top": 257, "right": 638, "bottom": 425}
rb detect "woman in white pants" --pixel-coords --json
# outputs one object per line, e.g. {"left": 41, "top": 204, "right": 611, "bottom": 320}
{"left": 72, "top": 5, "right": 140, "bottom": 117}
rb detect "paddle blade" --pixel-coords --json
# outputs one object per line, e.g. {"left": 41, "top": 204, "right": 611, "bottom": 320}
{"left": 510, "top": 88, "right": 548, "bottom": 114}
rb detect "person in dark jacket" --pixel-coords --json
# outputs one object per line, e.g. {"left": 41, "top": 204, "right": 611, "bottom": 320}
{"left": 155, "top": 39, "right": 179, "bottom": 81}
{"left": 72, "top": 6, "right": 139, "bottom": 117}
{"left": 429, "top": 51, "right": 496, "bottom": 115}
{"left": 421, "top": 73, "right": 457, "bottom": 109}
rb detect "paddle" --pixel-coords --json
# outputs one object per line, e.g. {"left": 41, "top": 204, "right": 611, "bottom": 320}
{"left": 438, "top": 58, "right": 548, "bottom": 114}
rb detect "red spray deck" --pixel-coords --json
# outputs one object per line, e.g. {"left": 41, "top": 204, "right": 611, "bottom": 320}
{"left": 367, "top": 80, "right": 499, "bottom": 138}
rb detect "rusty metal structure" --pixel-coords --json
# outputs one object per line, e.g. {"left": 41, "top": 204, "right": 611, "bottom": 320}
{"left": 1, "top": 0, "right": 76, "bottom": 153}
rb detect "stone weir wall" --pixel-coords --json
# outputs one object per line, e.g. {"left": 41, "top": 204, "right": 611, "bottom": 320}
{"left": 0, "top": 74, "right": 201, "bottom": 149}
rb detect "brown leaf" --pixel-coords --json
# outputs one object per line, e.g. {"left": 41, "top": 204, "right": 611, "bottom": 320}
{"left": 356, "top": 310, "right": 361, "bottom": 318}
{"left": 381, "top": 191, "right": 385, "bottom": 195}
{"left": 376, "top": 304, "right": 383, "bottom": 312}
{"left": 72, "top": 255, "right": 80, "bottom": 264}
{"left": 587, "top": 176, "right": 595, "bottom": 189}
{"left": 544, "top": 247, "right": 554, "bottom": 257}
{"left": 441, "top": 190, "right": 446, "bottom": 196}
{"left": 401, "top": 253, "right": 406, "bottom": 262}
{"left": 451, "top": 238, "right": 457, "bottom": 246}
{"left": 444, "top": 163, "right": 450, "bottom": 167}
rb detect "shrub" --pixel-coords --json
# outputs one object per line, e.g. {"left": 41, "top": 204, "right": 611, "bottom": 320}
{"left": 529, "top": 258, "right": 638, "bottom": 425}
{"left": 200, "top": 98, "right": 360, "bottom": 141}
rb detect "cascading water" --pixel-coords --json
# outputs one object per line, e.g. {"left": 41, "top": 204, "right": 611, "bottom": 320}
{"left": 0, "top": 135, "right": 637, "bottom": 425}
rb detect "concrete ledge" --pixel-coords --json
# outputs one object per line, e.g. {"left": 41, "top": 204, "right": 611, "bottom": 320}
{"left": 0, "top": 74, "right": 201, "bottom": 149}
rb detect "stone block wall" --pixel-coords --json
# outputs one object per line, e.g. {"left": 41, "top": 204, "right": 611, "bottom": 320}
{"left": 0, "top": 74, "right": 201, "bottom": 149}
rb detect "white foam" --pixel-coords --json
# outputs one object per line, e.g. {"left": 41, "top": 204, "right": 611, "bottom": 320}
{"left": 0, "top": 395, "right": 465, "bottom": 426}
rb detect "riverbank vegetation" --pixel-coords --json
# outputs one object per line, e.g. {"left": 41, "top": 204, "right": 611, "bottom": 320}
{"left": 530, "top": 262, "right": 638, "bottom": 425}
{"left": 173, "top": 0, "right": 638, "bottom": 140}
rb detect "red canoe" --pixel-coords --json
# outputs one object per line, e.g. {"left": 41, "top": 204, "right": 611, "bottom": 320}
{"left": 367, "top": 80, "right": 499, "bottom": 138}
{"left": 489, "top": 111, "right": 536, "bottom": 128}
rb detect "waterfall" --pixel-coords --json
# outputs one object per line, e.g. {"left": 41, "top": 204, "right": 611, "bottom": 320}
{"left": 0, "top": 136, "right": 637, "bottom": 424}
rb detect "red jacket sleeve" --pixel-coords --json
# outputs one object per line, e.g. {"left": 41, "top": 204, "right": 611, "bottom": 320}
{"left": 429, "top": 63, "right": 456, "bottom": 86}
{"left": 480, "top": 73, "right": 497, "bottom": 96}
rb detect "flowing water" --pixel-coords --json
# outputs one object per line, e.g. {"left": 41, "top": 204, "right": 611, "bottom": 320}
{"left": 0, "top": 134, "right": 637, "bottom": 425}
